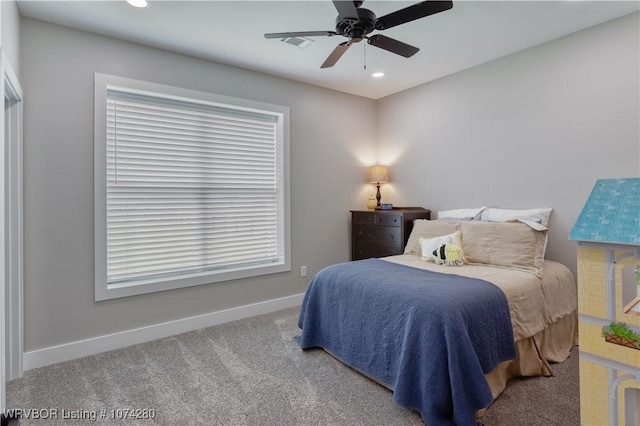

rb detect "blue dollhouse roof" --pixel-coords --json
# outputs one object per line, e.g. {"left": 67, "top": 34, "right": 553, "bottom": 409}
{"left": 569, "top": 178, "right": 640, "bottom": 245}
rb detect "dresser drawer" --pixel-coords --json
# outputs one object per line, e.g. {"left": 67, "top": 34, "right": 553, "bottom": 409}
{"left": 375, "top": 213, "right": 402, "bottom": 227}
{"left": 353, "top": 225, "right": 402, "bottom": 249}
{"left": 352, "top": 245, "right": 400, "bottom": 260}
{"left": 352, "top": 211, "right": 376, "bottom": 225}
{"left": 352, "top": 211, "right": 402, "bottom": 227}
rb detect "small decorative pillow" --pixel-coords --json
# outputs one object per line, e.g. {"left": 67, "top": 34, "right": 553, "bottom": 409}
{"left": 432, "top": 243, "right": 464, "bottom": 266}
{"left": 405, "top": 220, "right": 460, "bottom": 255}
{"left": 419, "top": 231, "right": 463, "bottom": 262}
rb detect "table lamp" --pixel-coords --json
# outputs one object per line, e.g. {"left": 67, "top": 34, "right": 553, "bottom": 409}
{"left": 367, "top": 165, "right": 389, "bottom": 208}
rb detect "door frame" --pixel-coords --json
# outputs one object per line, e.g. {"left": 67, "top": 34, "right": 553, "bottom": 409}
{"left": 0, "top": 49, "right": 24, "bottom": 410}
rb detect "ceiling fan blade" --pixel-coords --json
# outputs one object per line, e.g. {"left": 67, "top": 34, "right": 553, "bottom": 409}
{"left": 375, "top": 1, "right": 453, "bottom": 30}
{"left": 367, "top": 34, "right": 419, "bottom": 58}
{"left": 332, "top": 0, "right": 359, "bottom": 21}
{"left": 264, "top": 31, "right": 338, "bottom": 39}
{"left": 321, "top": 41, "right": 352, "bottom": 68}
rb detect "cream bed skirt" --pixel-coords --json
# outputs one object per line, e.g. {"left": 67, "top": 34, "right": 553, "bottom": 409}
{"left": 480, "top": 310, "right": 578, "bottom": 416}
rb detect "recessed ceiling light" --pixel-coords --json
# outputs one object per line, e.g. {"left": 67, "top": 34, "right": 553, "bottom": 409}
{"left": 127, "top": 0, "right": 148, "bottom": 8}
{"left": 371, "top": 72, "right": 385, "bottom": 78}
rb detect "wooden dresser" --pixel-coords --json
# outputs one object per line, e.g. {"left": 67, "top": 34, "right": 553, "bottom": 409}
{"left": 350, "top": 207, "right": 431, "bottom": 261}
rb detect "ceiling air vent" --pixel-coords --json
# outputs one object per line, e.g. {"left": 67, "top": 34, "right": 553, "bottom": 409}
{"left": 281, "top": 37, "right": 313, "bottom": 48}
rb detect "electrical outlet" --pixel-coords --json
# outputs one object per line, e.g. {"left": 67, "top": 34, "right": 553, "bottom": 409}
{"left": 300, "top": 266, "right": 307, "bottom": 277}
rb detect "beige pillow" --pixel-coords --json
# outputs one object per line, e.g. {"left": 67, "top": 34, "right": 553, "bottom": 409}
{"left": 404, "top": 220, "right": 459, "bottom": 255}
{"left": 460, "top": 221, "right": 547, "bottom": 278}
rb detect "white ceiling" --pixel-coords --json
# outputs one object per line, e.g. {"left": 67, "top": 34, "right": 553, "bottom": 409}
{"left": 17, "top": 1, "right": 640, "bottom": 99}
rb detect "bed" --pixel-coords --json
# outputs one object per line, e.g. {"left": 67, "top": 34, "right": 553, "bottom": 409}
{"left": 297, "top": 214, "right": 578, "bottom": 425}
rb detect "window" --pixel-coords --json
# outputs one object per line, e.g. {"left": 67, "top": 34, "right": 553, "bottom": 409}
{"left": 94, "top": 74, "right": 290, "bottom": 301}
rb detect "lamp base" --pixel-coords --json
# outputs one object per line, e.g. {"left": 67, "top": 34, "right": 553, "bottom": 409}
{"left": 376, "top": 185, "right": 382, "bottom": 207}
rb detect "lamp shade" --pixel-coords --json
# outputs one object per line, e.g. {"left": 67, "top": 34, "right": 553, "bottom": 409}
{"left": 367, "top": 165, "right": 389, "bottom": 184}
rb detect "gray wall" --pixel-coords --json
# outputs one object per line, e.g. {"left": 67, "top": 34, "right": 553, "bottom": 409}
{"left": 20, "top": 12, "right": 640, "bottom": 352}
{"left": 376, "top": 13, "right": 640, "bottom": 274}
{"left": 20, "top": 18, "right": 376, "bottom": 351}
{"left": 1, "top": 0, "right": 21, "bottom": 77}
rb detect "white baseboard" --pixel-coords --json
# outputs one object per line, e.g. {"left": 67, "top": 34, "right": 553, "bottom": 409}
{"left": 23, "top": 293, "right": 304, "bottom": 371}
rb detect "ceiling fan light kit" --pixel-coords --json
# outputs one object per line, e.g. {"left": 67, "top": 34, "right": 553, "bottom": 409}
{"left": 265, "top": 0, "right": 453, "bottom": 69}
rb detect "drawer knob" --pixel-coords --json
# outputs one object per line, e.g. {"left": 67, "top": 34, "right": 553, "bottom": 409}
{"left": 358, "top": 231, "right": 363, "bottom": 236}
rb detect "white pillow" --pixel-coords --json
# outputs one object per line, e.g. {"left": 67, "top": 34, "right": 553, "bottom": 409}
{"left": 419, "top": 231, "right": 463, "bottom": 262}
{"left": 436, "top": 207, "right": 486, "bottom": 221}
{"left": 480, "top": 208, "right": 552, "bottom": 227}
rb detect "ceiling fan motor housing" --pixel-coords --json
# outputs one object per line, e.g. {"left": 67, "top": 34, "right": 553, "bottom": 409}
{"left": 335, "top": 7, "right": 376, "bottom": 42}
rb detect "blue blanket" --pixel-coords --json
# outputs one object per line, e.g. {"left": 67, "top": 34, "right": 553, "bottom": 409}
{"left": 298, "top": 259, "right": 516, "bottom": 426}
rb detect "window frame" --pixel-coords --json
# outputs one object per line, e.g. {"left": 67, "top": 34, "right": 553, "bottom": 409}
{"left": 94, "top": 73, "right": 290, "bottom": 301}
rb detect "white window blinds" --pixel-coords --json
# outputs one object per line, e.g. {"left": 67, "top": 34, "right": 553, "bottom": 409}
{"left": 105, "top": 89, "right": 285, "bottom": 285}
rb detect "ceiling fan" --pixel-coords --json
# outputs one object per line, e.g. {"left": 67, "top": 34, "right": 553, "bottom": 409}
{"left": 264, "top": 1, "right": 453, "bottom": 69}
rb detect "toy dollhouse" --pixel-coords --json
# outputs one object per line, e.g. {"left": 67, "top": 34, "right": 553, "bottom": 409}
{"left": 569, "top": 177, "right": 640, "bottom": 425}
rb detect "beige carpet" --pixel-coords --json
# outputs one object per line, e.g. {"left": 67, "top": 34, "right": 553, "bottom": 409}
{"left": 8, "top": 307, "right": 579, "bottom": 425}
